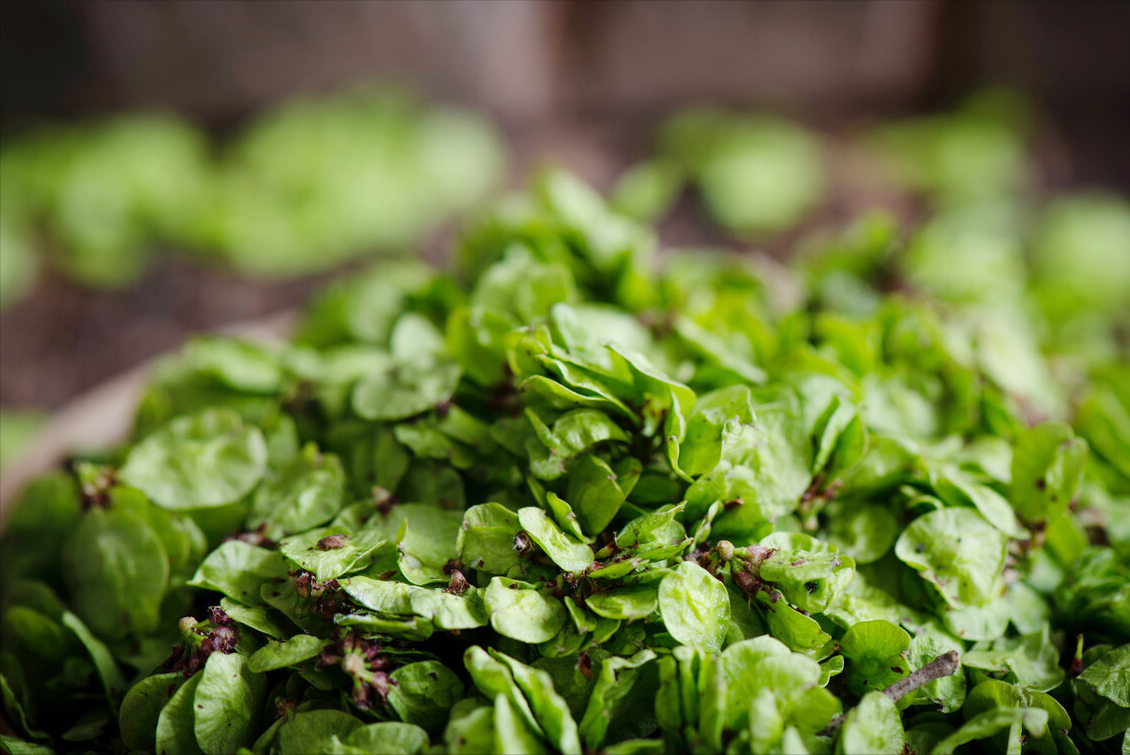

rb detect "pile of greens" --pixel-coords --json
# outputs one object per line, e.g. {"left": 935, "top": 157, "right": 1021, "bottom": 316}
{"left": 0, "top": 88, "right": 504, "bottom": 306}
{"left": 1, "top": 170, "right": 1128, "bottom": 755}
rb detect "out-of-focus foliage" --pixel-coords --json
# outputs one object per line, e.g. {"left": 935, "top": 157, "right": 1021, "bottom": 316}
{"left": 616, "top": 110, "right": 827, "bottom": 235}
{"left": 872, "top": 88, "right": 1034, "bottom": 208}
{"left": 0, "top": 409, "right": 45, "bottom": 469}
{"left": 0, "top": 88, "right": 505, "bottom": 305}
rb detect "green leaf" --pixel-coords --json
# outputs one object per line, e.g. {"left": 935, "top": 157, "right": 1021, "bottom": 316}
{"left": 188, "top": 541, "right": 287, "bottom": 605}
{"left": 277, "top": 710, "right": 363, "bottom": 755}
{"left": 193, "top": 652, "right": 265, "bottom": 755}
{"left": 388, "top": 661, "right": 464, "bottom": 735}
{"left": 1010, "top": 423, "right": 1088, "bottom": 527}
{"left": 658, "top": 561, "right": 730, "bottom": 651}
{"left": 1078, "top": 644, "right": 1130, "bottom": 708}
{"left": 518, "top": 507, "right": 594, "bottom": 573}
{"left": 578, "top": 650, "right": 657, "bottom": 750}
{"left": 341, "top": 722, "right": 430, "bottom": 754}
{"left": 120, "top": 408, "right": 268, "bottom": 510}
{"left": 182, "top": 337, "right": 284, "bottom": 394}
{"left": 248, "top": 444, "right": 345, "bottom": 538}
{"left": 458, "top": 503, "right": 523, "bottom": 576}
{"left": 677, "top": 385, "right": 756, "bottom": 477}
{"left": 353, "top": 357, "right": 461, "bottom": 422}
{"left": 278, "top": 527, "right": 387, "bottom": 582}
{"left": 445, "top": 702, "right": 495, "bottom": 755}
{"left": 525, "top": 408, "right": 630, "bottom": 481}
{"left": 836, "top": 691, "right": 904, "bottom": 755}
{"left": 489, "top": 649, "right": 583, "bottom": 755}
{"left": 759, "top": 547, "right": 855, "bottom": 613}
{"left": 931, "top": 465, "right": 1028, "bottom": 539}
{"left": 839, "top": 619, "right": 911, "bottom": 696}
{"left": 60, "top": 611, "right": 126, "bottom": 713}
{"left": 483, "top": 578, "right": 567, "bottom": 643}
{"left": 155, "top": 671, "right": 203, "bottom": 755}
{"left": 373, "top": 504, "right": 463, "bottom": 586}
{"left": 587, "top": 583, "right": 659, "bottom": 621}
{"left": 687, "top": 396, "right": 813, "bottom": 533}
{"left": 894, "top": 507, "right": 1009, "bottom": 608}
{"left": 64, "top": 506, "right": 169, "bottom": 639}
{"left": 564, "top": 455, "right": 641, "bottom": 537}
{"left": 120, "top": 672, "right": 185, "bottom": 752}
{"left": 247, "top": 635, "right": 329, "bottom": 673}
{"left": 931, "top": 708, "right": 1048, "bottom": 755}
{"left": 341, "top": 576, "right": 487, "bottom": 630}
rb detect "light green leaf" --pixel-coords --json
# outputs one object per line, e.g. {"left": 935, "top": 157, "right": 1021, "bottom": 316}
{"left": 484, "top": 578, "right": 566, "bottom": 643}
{"left": 120, "top": 409, "right": 268, "bottom": 510}
{"left": 894, "top": 508, "right": 1008, "bottom": 608}
{"left": 658, "top": 561, "right": 730, "bottom": 651}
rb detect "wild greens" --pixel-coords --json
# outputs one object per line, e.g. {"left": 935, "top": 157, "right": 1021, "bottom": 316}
{"left": 0, "top": 168, "right": 1128, "bottom": 755}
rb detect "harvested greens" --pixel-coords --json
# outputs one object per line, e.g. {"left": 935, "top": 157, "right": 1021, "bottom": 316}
{"left": 1, "top": 170, "right": 1129, "bottom": 755}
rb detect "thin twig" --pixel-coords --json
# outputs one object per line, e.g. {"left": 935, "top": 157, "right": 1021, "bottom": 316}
{"left": 881, "top": 650, "right": 961, "bottom": 703}
{"left": 820, "top": 650, "right": 961, "bottom": 736}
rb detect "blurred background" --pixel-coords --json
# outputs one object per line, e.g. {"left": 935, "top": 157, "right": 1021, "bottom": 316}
{"left": 1, "top": 0, "right": 1129, "bottom": 464}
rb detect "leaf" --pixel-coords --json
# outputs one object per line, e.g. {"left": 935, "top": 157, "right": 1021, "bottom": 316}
{"left": 248, "top": 444, "right": 346, "bottom": 538}
{"left": 821, "top": 502, "right": 899, "bottom": 565}
{"left": 518, "top": 507, "right": 594, "bottom": 573}
{"left": 388, "top": 661, "right": 464, "bottom": 735}
{"left": 1078, "top": 644, "right": 1130, "bottom": 708}
{"left": 578, "top": 650, "right": 657, "bottom": 750}
{"left": 352, "top": 357, "right": 461, "bottom": 422}
{"left": 658, "top": 561, "right": 731, "bottom": 651}
{"left": 564, "top": 455, "right": 641, "bottom": 537}
{"left": 677, "top": 385, "right": 756, "bottom": 477}
{"left": 342, "top": 576, "right": 487, "bottom": 630}
{"left": 64, "top": 506, "right": 169, "bottom": 639}
{"left": 458, "top": 503, "right": 524, "bottom": 576}
{"left": 931, "top": 708, "right": 1048, "bottom": 755}
{"left": 838, "top": 619, "right": 911, "bottom": 697}
{"left": 445, "top": 703, "right": 495, "bottom": 755}
{"left": 489, "top": 649, "right": 583, "bottom": 755}
{"left": 120, "top": 672, "right": 185, "bottom": 752}
{"left": 1010, "top": 422, "right": 1087, "bottom": 527}
{"left": 894, "top": 507, "right": 1009, "bottom": 608}
{"left": 120, "top": 408, "right": 268, "bottom": 510}
{"left": 60, "top": 611, "right": 126, "bottom": 713}
{"left": 247, "top": 635, "right": 330, "bottom": 673}
{"left": 525, "top": 408, "right": 630, "bottom": 481}
{"left": 931, "top": 465, "right": 1027, "bottom": 539}
{"left": 188, "top": 541, "right": 288, "bottom": 605}
{"left": 586, "top": 583, "right": 659, "bottom": 621}
{"left": 371, "top": 504, "right": 463, "bottom": 586}
{"left": 277, "top": 710, "right": 363, "bottom": 755}
{"left": 155, "top": 671, "right": 203, "bottom": 755}
{"left": 278, "top": 527, "right": 388, "bottom": 582}
{"left": 182, "top": 336, "right": 284, "bottom": 393}
{"left": 759, "top": 547, "right": 855, "bottom": 613}
{"left": 686, "top": 397, "right": 813, "bottom": 532}
{"left": 341, "top": 722, "right": 430, "bottom": 754}
{"left": 483, "top": 578, "right": 567, "bottom": 643}
{"left": 193, "top": 652, "right": 265, "bottom": 755}
{"left": 760, "top": 595, "right": 832, "bottom": 654}
{"left": 836, "top": 691, "right": 904, "bottom": 755}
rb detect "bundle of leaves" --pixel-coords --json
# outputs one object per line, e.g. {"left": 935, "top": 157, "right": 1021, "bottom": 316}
{"left": 1, "top": 171, "right": 1128, "bottom": 755}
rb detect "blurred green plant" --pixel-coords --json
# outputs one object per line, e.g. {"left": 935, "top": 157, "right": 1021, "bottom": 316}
{"left": 613, "top": 110, "right": 827, "bottom": 235}
{"left": 0, "top": 88, "right": 506, "bottom": 307}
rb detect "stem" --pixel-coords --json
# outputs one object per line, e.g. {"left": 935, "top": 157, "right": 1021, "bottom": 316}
{"left": 880, "top": 650, "right": 961, "bottom": 703}
{"left": 820, "top": 651, "right": 961, "bottom": 736}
